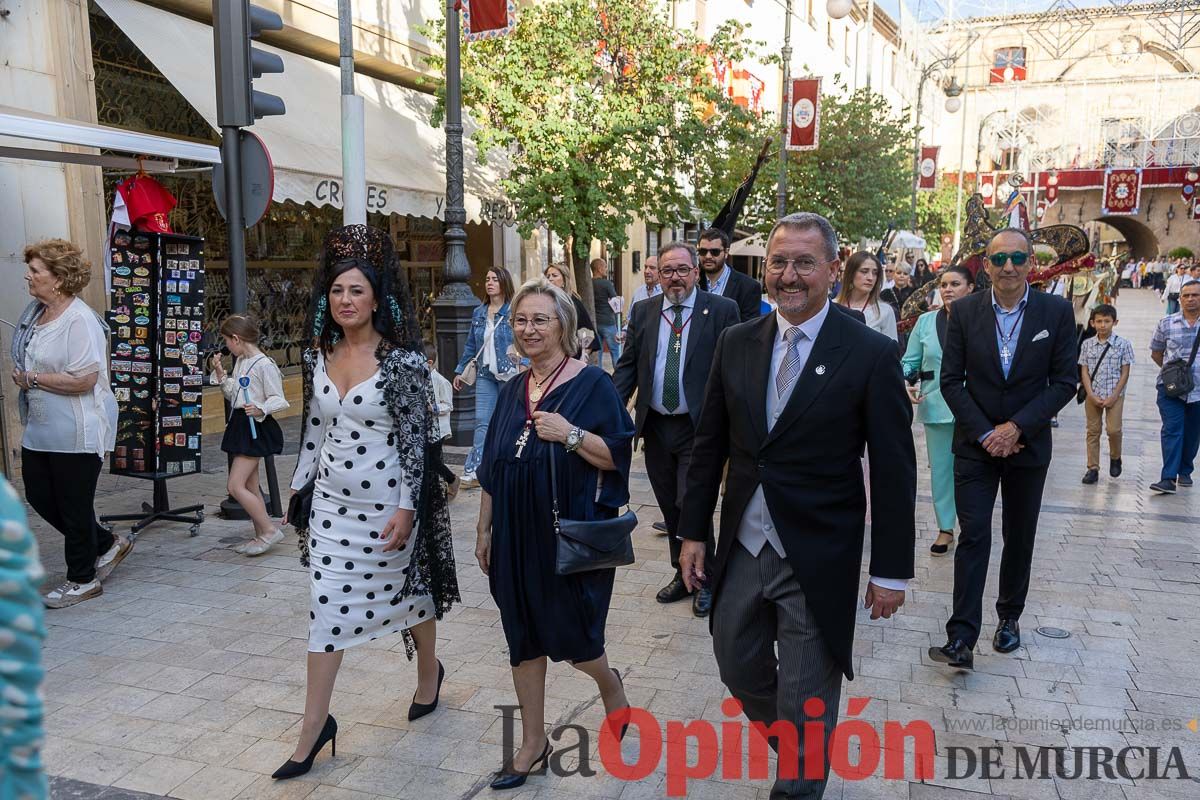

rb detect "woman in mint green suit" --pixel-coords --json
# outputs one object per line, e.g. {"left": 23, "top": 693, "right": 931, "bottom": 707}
{"left": 901, "top": 265, "right": 975, "bottom": 556}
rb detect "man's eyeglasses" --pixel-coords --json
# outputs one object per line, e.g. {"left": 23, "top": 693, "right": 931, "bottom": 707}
{"left": 512, "top": 315, "right": 557, "bottom": 330}
{"left": 765, "top": 257, "right": 829, "bottom": 276}
{"left": 697, "top": 247, "right": 724, "bottom": 257}
{"left": 988, "top": 251, "right": 1030, "bottom": 268}
{"left": 658, "top": 266, "right": 695, "bottom": 279}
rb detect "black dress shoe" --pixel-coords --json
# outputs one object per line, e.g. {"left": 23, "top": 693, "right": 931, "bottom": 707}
{"left": 490, "top": 740, "right": 552, "bottom": 790}
{"left": 1110, "top": 458, "right": 1122, "bottom": 478}
{"left": 928, "top": 640, "right": 974, "bottom": 670}
{"left": 610, "top": 668, "right": 630, "bottom": 741}
{"left": 1082, "top": 469, "right": 1099, "bottom": 485}
{"left": 652, "top": 521, "right": 668, "bottom": 535}
{"left": 656, "top": 576, "right": 691, "bottom": 604}
{"left": 993, "top": 619, "right": 1021, "bottom": 653}
{"left": 692, "top": 587, "right": 713, "bottom": 617}
{"left": 272, "top": 714, "right": 337, "bottom": 779}
{"left": 408, "top": 660, "right": 445, "bottom": 721}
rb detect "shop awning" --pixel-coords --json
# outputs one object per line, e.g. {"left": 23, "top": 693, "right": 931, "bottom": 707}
{"left": 94, "top": 0, "right": 506, "bottom": 222}
{"left": 0, "top": 105, "right": 220, "bottom": 171}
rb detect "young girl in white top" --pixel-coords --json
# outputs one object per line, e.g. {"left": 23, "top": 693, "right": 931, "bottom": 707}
{"left": 836, "top": 251, "right": 899, "bottom": 341}
{"left": 209, "top": 314, "right": 289, "bottom": 555}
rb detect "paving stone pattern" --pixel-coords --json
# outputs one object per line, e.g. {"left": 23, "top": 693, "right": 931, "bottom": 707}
{"left": 26, "top": 290, "right": 1200, "bottom": 799}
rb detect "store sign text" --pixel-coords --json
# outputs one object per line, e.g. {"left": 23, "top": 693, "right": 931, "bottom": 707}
{"left": 314, "top": 180, "right": 390, "bottom": 213}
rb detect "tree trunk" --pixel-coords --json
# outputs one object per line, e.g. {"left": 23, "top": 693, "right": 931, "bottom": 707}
{"left": 570, "top": 238, "right": 596, "bottom": 325}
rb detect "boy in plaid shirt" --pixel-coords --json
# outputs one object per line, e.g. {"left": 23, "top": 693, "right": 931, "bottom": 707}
{"left": 1079, "top": 304, "right": 1135, "bottom": 484}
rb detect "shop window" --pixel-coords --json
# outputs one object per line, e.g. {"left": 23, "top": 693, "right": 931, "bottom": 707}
{"left": 990, "top": 47, "right": 1027, "bottom": 83}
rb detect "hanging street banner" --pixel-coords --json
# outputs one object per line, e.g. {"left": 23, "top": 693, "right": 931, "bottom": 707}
{"left": 917, "top": 146, "right": 939, "bottom": 190}
{"left": 1101, "top": 167, "right": 1142, "bottom": 215}
{"left": 1183, "top": 166, "right": 1199, "bottom": 206}
{"left": 979, "top": 172, "right": 996, "bottom": 207}
{"left": 463, "top": 0, "right": 515, "bottom": 41}
{"left": 786, "top": 77, "right": 821, "bottom": 151}
{"left": 1044, "top": 175, "right": 1059, "bottom": 209}
{"left": 1193, "top": 196, "right": 1200, "bottom": 221}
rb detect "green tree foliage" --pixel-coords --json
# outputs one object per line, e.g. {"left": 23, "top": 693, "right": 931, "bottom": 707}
{"left": 700, "top": 81, "right": 915, "bottom": 244}
{"left": 1168, "top": 246, "right": 1194, "bottom": 259}
{"left": 916, "top": 177, "right": 968, "bottom": 244}
{"left": 422, "top": 0, "right": 758, "bottom": 303}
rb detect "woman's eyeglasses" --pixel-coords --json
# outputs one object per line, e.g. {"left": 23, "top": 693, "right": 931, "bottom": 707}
{"left": 512, "top": 315, "right": 557, "bottom": 330}
{"left": 988, "top": 251, "right": 1030, "bottom": 267}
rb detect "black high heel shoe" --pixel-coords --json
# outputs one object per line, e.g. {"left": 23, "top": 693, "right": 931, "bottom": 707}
{"left": 408, "top": 660, "right": 445, "bottom": 721}
{"left": 611, "top": 668, "right": 630, "bottom": 741}
{"left": 490, "top": 740, "right": 552, "bottom": 791}
{"left": 272, "top": 714, "right": 337, "bottom": 780}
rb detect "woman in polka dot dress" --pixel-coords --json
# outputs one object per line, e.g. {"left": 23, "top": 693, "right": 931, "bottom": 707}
{"left": 276, "top": 226, "right": 459, "bottom": 781}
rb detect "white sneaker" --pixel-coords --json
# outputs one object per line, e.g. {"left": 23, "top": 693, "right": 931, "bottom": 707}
{"left": 95, "top": 533, "right": 134, "bottom": 583}
{"left": 43, "top": 580, "right": 103, "bottom": 609}
{"left": 234, "top": 528, "right": 284, "bottom": 556}
{"left": 460, "top": 471, "right": 479, "bottom": 490}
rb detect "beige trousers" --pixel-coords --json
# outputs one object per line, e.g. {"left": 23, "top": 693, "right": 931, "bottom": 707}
{"left": 1085, "top": 394, "right": 1125, "bottom": 470}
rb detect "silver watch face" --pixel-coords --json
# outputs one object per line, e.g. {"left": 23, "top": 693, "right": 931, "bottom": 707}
{"left": 567, "top": 428, "right": 582, "bottom": 446}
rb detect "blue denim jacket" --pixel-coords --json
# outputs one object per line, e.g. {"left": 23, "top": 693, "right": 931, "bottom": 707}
{"left": 455, "top": 302, "right": 516, "bottom": 377}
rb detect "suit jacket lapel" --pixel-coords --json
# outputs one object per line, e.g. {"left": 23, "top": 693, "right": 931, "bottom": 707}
{"left": 743, "top": 314, "right": 775, "bottom": 443}
{"left": 764, "top": 306, "right": 850, "bottom": 447}
{"left": 683, "top": 292, "right": 712, "bottom": 372}
{"left": 641, "top": 294, "right": 666, "bottom": 380}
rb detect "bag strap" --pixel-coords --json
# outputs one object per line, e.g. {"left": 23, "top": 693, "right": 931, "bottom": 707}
{"left": 549, "top": 444, "right": 561, "bottom": 535}
{"left": 1188, "top": 328, "right": 1200, "bottom": 368}
{"left": 1088, "top": 341, "right": 1112, "bottom": 381}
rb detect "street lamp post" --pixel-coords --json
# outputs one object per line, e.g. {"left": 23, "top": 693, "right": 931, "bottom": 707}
{"left": 432, "top": 0, "right": 481, "bottom": 446}
{"left": 776, "top": 0, "right": 794, "bottom": 220}
{"left": 910, "top": 57, "right": 960, "bottom": 232}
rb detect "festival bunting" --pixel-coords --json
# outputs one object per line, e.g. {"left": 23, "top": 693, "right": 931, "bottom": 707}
{"left": 979, "top": 173, "right": 996, "bottom": 207}
{"left": 1183, "top": 167, "right": 1199, "bottom": 206}
{"left": 786, "top": 77, "right": 821, "bottom": 151}
{"left": 1101, "top": 167, "right": 1142, "bottom": 215}
{"left": 463, "top": 0, "right": 515, "bottom": 41}
{"left": 917, "top": 146, "right": 939, "bottom": 190}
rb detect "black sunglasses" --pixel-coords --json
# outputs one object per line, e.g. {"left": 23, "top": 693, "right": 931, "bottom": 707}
{"left": 697, "top": 247, "right": 725, "bottom": 257}
{"left": 988, "top": 251, "right": 1030, "bottom": 268}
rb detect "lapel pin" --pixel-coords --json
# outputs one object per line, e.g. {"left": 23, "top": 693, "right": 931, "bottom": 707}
{"left": 815, "top": 365, "right": 826, "bottom": 375}
{"left": 703, "top": 308, "right": 709, "bottom": 315}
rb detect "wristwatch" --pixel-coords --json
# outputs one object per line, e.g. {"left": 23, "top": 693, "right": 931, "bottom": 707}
{"left": 565, "top": 426, "right": 586, "bottom": 453}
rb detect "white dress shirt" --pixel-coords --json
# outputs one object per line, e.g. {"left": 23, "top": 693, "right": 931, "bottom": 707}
{"left": 735, "top": 301, "right": 907, "bottom": 592}
{"left": 650, "top": 288, "right": 698, "bottom": 415}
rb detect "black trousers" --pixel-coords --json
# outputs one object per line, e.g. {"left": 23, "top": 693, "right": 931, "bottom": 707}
{"left": 22, "top": 448, "right": 113, "bottom": 584}
{"left": 947, "top": 456, "right": 1049, "bottom": 649}
{"left": 641, "top": 411, "right": 714, "bottom": 579}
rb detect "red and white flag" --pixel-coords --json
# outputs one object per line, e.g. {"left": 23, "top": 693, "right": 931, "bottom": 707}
{"left": 463, "top": 0, "right": 515, "bottom": 41}
{"left": 979, "top": 173, "right": 996, "bottom": 207}
{"left": 1101, "top": 167, "right": 1141, "bottom": 215}
{"left": 785, "top": 77, "right": 821, "bottom": 151}
{"left": 917, "top": 146, "right": 939, "bottom": 190}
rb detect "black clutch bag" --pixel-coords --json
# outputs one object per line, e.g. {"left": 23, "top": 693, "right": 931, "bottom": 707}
{"left": 288, "top": 478, "right": 316, "bottom": 565}
{"left": 550, "top": 446, "right": 636, "bottom": 576}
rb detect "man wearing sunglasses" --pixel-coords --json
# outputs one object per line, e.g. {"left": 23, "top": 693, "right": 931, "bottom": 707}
{"left": 930, "top": 228, "right": 1077, "bottom": 670}
{"left": 697, "top": 228, "right": 764, "bottom": 323}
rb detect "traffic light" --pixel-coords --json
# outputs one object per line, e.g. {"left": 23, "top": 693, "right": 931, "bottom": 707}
{"left": 213, "top": 0, "right": 286, "bottom": 128}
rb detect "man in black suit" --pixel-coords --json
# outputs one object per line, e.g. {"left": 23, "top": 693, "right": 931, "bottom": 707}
{"left": 612, "top": 241, "right": 740, "bottom": 617}
{"left": 698, "top": 227, "right": 763, "bottom": 322}
{"left": 930, "top": 228, "right": 1077, "bottom": 670}
{"left": 678, "top": 213, "right": 916, "bottom": 798}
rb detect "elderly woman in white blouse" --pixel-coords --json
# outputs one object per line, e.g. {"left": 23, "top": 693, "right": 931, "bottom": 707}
{"left": 11, "top": 239, "right": 124, "bottom": 609}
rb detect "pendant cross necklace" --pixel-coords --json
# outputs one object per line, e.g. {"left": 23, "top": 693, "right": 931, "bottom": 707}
{"left": 516, "top": 355, "right": 570, "bottom": 458}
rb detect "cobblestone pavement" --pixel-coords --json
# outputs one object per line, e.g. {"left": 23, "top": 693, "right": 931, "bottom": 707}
{"left": 25, "top": 289, "right": 1200, "bottom": 800}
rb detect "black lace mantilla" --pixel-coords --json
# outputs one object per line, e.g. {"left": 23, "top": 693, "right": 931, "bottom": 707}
{"left": 296, "top": 344, "right": 460, "bottom": 659}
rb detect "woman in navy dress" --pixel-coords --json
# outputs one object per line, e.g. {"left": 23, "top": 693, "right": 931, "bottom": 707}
{"left": 475, "top": 278, "right": 634, "bottom": 790}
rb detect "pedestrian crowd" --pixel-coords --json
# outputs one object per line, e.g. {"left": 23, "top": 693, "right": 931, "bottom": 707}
{"left": 7, "top": 219, "right": 1200, "bottom": 800}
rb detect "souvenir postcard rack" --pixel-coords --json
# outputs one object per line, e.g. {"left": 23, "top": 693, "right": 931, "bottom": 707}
{"left": 102, "top": 230, "right": 206, "bottom": 535}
